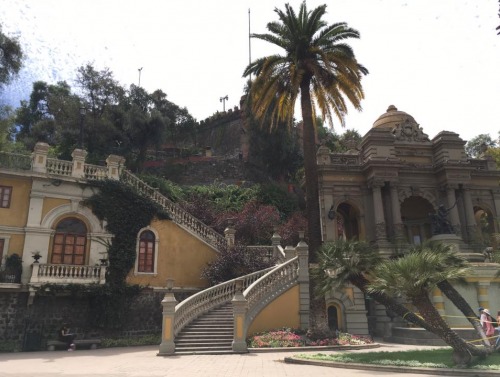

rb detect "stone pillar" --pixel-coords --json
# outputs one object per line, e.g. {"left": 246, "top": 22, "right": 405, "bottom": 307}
{"left": 106, "top": 154, "right": 125, "bottom": 180}
{"left": 284, "top": 245, "right": 295, "bottom": 261}
{"left": 463, "top": 188, "right": 478, "bottom": 242}
{"left": 271, "top": 230, "right": 281, "bottom": 259}
{"left": 476, "top": 282, "right": 490, "bottom": 310}
{"left": 158, "top": 279, "right": 177, "bottom": 356}
{"left": 446, "top": 186, "right": 461, "bottom": 236}
{"left": 71, "top": 148, "right": 88, "bottom": 178}
{"left": 232, "top": 279, "right": 248, "bottom": 353}
{"left": 371, "top": 182, "right": 387, "bottom": 242}
{"left": 224, "top": 226, "right": 236, "bottom": 247}
{"left": 295, "top": 234, "right": 310, "bottom": 330}
{"left": 390, "top": 185, "right": 404, "bottom": 241}
{"left": 32, "top": 142, "right": 49, "bottom": 173}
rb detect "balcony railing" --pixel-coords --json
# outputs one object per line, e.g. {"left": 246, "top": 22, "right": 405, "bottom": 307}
{"left": 0, "top": 151, "right": 32, "bottom": 170}
{"left": 30, "top": 263, "right": 106, "bottom": 285}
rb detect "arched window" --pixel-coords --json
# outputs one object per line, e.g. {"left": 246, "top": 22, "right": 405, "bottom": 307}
{"left": 138, "top": 230, "right": 155, "bottom": 273}
{"left": 51, "top": 218, "right": 87, "bottom": 265}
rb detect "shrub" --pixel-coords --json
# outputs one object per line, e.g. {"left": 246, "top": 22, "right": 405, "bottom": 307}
{"left": 201, "top": 243, "right": 276, "bottom": 285}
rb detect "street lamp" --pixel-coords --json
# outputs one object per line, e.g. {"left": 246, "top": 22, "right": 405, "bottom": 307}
{"left": 138, "top": 67, "right": 143, "bottom": 86}
{"left": 79, "top": 107, "right": 86, "bottom": 149}
{"left": 220, "top": 95, "right": 228, "bottom": 112}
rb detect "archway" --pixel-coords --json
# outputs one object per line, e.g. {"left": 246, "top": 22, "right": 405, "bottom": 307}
{"left": 327, "top": 303, "right": 341, "bottom": 332}
{"left": 400, "top": 196, "right": 434, "bottom": 244}
{"left": 336, "top": 202, "right": 360, "bottom": 241}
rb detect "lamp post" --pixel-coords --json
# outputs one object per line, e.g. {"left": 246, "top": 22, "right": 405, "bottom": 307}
{"left": 79, "top": 107, "right": 86, "bottom": 149}
{"left": 138, "top": 67, "right": 143, "bottom": 86}
{"left": 220, "top": 95, "right": 228, "bottom": 112}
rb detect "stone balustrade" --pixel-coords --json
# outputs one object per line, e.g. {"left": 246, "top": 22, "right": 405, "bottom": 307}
{"left": 0, "top": 142, "right": 124, "bottom": 181}
{"left": 30, "top": 263, "right": 106, "bottom": 285}
{"left": 173, "top": 267, "right": 273, "bottom": 337}
{"left": 121, "top": 170, "right": 227, "bottom": 251}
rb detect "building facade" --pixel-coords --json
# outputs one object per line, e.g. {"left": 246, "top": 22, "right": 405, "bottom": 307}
{"left": 317, "top": 105, "right": 500, "bottom": 339}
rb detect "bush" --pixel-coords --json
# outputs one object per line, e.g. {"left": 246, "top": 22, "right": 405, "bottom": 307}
{"left": 101, "top": 334, "right": 161, "bottom": 348}
{"left": 201, "top": 243, "right": 276, "bottom": 285}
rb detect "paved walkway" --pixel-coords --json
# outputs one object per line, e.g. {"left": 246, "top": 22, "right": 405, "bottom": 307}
{"left": 0, "top": 342, "right": 449, "bottom": 377}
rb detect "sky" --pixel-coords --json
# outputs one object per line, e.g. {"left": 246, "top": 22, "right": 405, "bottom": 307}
{"left": 0, "top": 0, "right": 499, "bottom": 142}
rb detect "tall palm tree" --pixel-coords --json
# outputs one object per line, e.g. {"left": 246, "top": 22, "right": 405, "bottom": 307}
{"left": 243, "top": 2, "right": 368, "bottom": 259}
{"left": 411, "top": 242, "right": 491, "bottom": 348}
{"left": 368, "top": 250, "right": 488, "bottom": 366}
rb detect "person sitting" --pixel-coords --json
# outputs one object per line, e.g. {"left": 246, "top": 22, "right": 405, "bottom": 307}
{"left": 59, "top": 324, "right": 76, "bottom": 351}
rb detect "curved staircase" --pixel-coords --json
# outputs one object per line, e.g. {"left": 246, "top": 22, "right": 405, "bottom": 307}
{"left": 118, "top": 170, "right": 310, "bottom": 355}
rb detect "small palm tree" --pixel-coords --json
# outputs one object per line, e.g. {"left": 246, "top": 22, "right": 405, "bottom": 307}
{"left": 367, "top": 249, "right": 486, "bottom": 365}
{"left": 313, "top": 240, "right": 433, "bottom": 331}
{"left": 411, "top": 242, "right": 491, "bottom": 348}
{"left": 244, "top": 2, "right": 368, "bottom": 258}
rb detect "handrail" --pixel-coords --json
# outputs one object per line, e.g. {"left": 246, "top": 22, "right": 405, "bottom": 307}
{"left": 243, "top": 257, "right": 299, "bottom": 328}
{"left": 173, "top": 267, "right": 274, "bottom": 336}
{"left": 121, "top": 170, "right": 227, "bottom": 251}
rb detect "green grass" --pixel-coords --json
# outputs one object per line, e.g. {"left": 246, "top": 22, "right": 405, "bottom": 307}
{"left": 296, "top": 349, "right": 500, "bottom": 370}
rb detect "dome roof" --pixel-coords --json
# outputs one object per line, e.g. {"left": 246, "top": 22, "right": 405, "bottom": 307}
{"left": 373, "top": 105, "right": 417, "bottom": 129}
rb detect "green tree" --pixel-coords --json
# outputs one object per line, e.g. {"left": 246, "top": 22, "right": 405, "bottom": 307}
{"left": 243, "top": 2, "right": 368, "bottom": 258}
{"left": 0, "top": 105, "right": 15, "bottom": 150}
{"left": 465, "top": 133, "right": 497, "bottom": 158}
{"left": 15, "top": 81, "right": 82, "bottom": 157}
{"left": 75, "top": 64, "right": 125, "bottom": 162}
{"left": 368, "top": 249, "right": 487, "bottom": 365}
{"left": 0, "top": 25, "right": 23, "bottom": 88}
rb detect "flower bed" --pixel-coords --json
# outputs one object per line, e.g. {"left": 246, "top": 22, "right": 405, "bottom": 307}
{"left": 247, "top": 328, "right": 373, "bottom": 348}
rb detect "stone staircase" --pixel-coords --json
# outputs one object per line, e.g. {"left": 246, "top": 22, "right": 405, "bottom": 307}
{"left": 175, "top": 303, "right": 234, "bottom": 354}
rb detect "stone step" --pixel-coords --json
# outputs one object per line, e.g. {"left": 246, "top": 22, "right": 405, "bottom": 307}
{"left": 177, "top": 333, "right": 233, "bottom": 338}
{"left": 175, "top": 345, "right": 233, "bottom": 353}
{"left": 176, "top": 339, "right": 233, "bottom": 345}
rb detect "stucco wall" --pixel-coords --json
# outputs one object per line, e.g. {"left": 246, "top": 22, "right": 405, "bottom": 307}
{"left": 127, "top": 219, "right": 218, "bottom": 289}
{"left": 247, "top": 285, "right": 300, "bottom": 336}
{"left": 0, "top": 176, "right": 30, "bottom": 228}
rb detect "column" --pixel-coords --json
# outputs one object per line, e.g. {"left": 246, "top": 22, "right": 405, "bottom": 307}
{"left": 476, "top": 282, "right": 490, "bottom": 311}
{"left": 232, "top": 279, "right": 248, "bottom": 353}
{"left": 492, "top": 190, "right": 500, "bottom": 233}
{"left": 295, "top": 235, "right": 310, "bottom": 330}
{"left": 157, "top": 279, "right": 177, "bottom": 356}
{"left": 463, "top": 188, "right": 478, "bottom": 242}
{"left": 371, "top": 181, "right": 387, "bottom": 242}
{"left": 446, "top": 185, "right": 461, "bottom": 235}
{"left": 390, "top": 185, "right": 404, "bottom": 241}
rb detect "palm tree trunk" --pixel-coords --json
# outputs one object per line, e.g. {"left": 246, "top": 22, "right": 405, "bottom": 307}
{"left": 300, "top": 79, "right": 322, "bottom": 261}
{"left": 414, "top": 292, "right": 488, "bottom": 365}
{"left": 437, "top": 280, "right": 491, "bottom": 348}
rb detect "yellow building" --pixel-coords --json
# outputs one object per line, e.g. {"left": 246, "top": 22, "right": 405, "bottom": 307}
{"left": 0, "top": 142, "right": 307, "bottom": 353}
